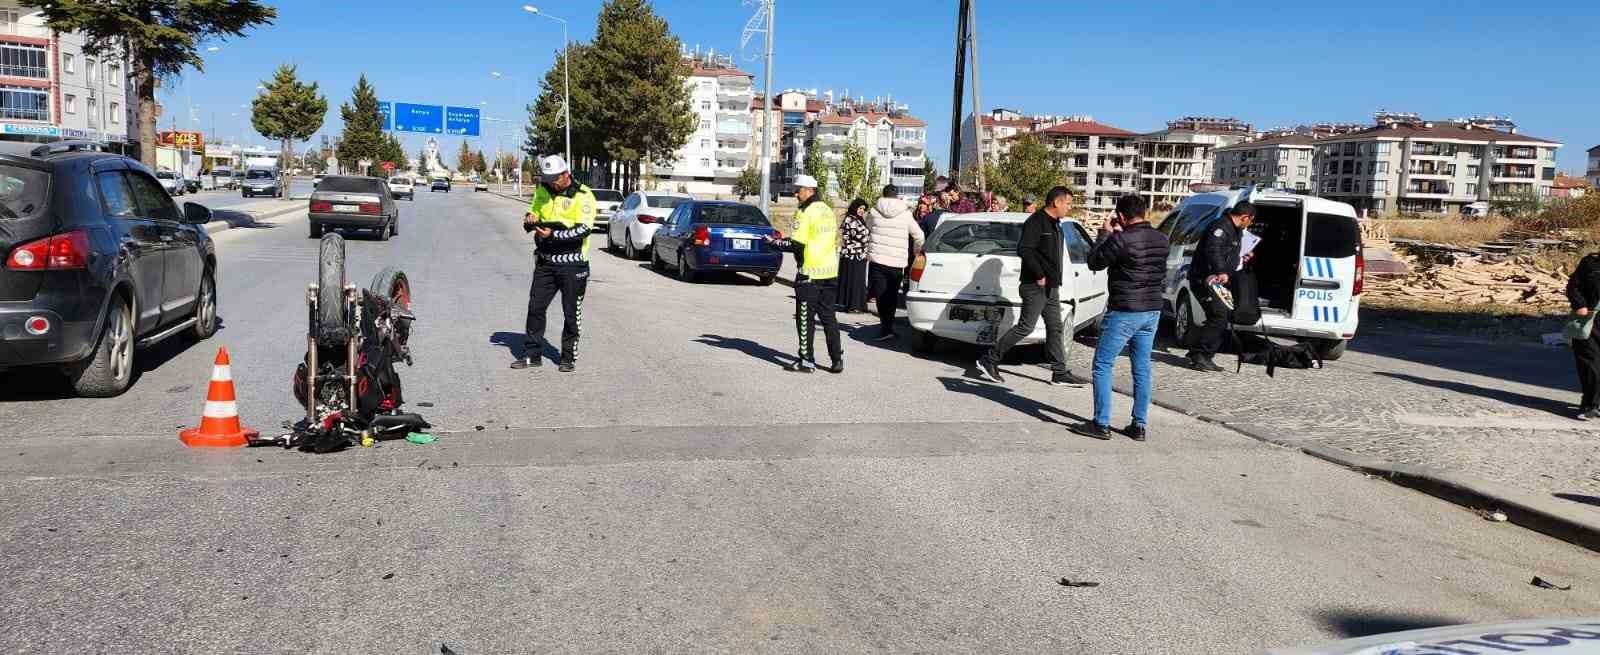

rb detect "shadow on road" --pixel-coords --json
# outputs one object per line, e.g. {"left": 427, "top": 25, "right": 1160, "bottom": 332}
{"left": 694, "top": 334, "right": 791, "bottom": 368}
{"left": 1553, "top": 492, "right": 1600, "bottom": 508}
{"left": 935, "top": 376, "right": 1088, "bottom": 429}
{"left": 488, "top": 331, "right": 556, "bottom": 362}
{"left": 1373, "top": 371, "right": 1574, "bottom": 415}
{"left": 1351, "top": 315, "right": 1572, "bottom": 392}
{"left": 1313, "top": 609, "right": 1464, "bottom": 638}
{"left": 0, "top": 320, "right": 226, "bottom": 401}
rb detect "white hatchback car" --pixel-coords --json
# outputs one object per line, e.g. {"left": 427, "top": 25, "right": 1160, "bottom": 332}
{"left": 608, "top": 191, "right": 692, "bottom": 260}
{"left": 387, "top": 176, "right": 415, "bottom": 200}
{"left": 591, "top": 188, "right": 624, "bottom": 231}
{"left": 906, "top": 212, "right": 1108, "bottom": 352}
{"left": 1160, "top": 188, "right": 1364, "bottom": 360}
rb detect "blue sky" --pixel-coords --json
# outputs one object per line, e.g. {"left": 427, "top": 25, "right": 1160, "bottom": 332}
{"left": 172, "top": 0, "right": 1600, "bottom": 174}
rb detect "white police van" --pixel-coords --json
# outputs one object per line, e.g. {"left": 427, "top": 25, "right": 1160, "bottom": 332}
{"left": 1159, "top": 188, "right": 1363, "bottom": 360}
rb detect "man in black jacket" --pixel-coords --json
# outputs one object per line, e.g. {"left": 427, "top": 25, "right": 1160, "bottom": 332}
{"left": 976, "top": 186, "right": 1081, "bottom": 386}
{"left": 1069, "top": 195, "right": 1169, "bottom": 441}
{"left": 1566, "top": 252, "right": 1600, "bottom": 419}
{"left": 1183, "top": 201, "right": 1255, "bottom": 372}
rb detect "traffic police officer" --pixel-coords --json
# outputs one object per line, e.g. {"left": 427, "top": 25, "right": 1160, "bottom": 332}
{"left": 513, "top": 154, "right": 597, "bottom": 373}
{"left": 765, "top": 174, "right": 843, "bottom": 373}
{"left": 1183, "top": 200, "right": 1255, "bottom": 372}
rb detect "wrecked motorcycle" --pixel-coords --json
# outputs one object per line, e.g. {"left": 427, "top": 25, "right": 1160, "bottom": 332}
{"left": 252, "top": 233, "right": 429, "bottom": 452}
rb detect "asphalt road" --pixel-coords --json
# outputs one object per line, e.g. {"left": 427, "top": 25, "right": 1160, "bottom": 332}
{"left": 1, "top": 189, "right": 1596, "bottom": 653}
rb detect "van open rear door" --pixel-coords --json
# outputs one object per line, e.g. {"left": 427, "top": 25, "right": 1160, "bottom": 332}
{"left": 1290, "top": 210, "right": 1362, "bottom": 332}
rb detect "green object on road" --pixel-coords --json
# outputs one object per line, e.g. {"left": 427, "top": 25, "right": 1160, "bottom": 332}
{"left": 405, "top": 432, "right": 437, "bottom": 445}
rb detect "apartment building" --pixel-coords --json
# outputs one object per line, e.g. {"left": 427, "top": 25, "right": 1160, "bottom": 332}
{"left": 1552, "top": 174, "right": 1588, "bottom": 200}
{"left": 1313, "top": 120, "right": 1561, "bottom": 215}
{"left": 958, "top": 108, "right": 1074, "bottom": 170}
{"left": 1027, "top": 119, "right": 1138, "bottom": 211}
{"left": 1135, "top": 117, "right": 1249, "bottom": 209}
{"left": 0, "top": 4, "right": 130, "bottom": 146}
{"left": 1213, "top": 133, "right": 1317, "bottom": 193}
{"left": 752, "top": 89, "right": 825, "bottom": 191}
{"left": 655, "top": 53, "right": 753, "bottom": 196}
{"left": 803, "top": 103, "right": 927, "bottom": 199}
{"left": 1588, "top": 145, "right": 1599, "bottom": 190}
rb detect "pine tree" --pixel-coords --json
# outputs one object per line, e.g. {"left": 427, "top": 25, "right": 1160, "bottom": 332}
{"left": 474, "top": 149, "right": 488, "bottom": 174}
{"left": 923, "top": 155, "right": 938, "bottom": 194}
{"left": 417, "top": 147, "right": 431, "bottom": 176}
{"left": 456, "top": 141, "right": 474, "bottom": 174}
{"left": 585, "top": 0, "right": 695, "bottom": 192}
{"left": 861, "top": 159, "right": 882, "bottom": 205}
{"left": 983, "top": 133, "right": 1069, "bottom": 204}
{"left": 251, "top": 64, "right": 326, "bottom": 177}
{"left": 336, "top": 75, "right": 385, "bottom": 174}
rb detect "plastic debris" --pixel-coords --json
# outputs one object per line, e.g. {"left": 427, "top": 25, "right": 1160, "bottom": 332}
{"left": 1531, "top": 576, "right": 1572, "bottom": 590}
{"left": 474, "top": 425, "right": 485, "bottom": 431}
{"left": 1479, "top": 510, "right": 1508, "bottom": 522}
{"left": 406, "top": 432, "right": 437, "bottom": 445}
{"left": 417, "top": 402, "right": 435, "bottom": 408}
{"left": 1058, "top": 578, "right": 1100, "bottom": 588}
{"left": 382, "top": 572, "right": 395, "bottom": 580}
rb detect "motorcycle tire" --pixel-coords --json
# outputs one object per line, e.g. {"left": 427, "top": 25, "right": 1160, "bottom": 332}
{"left": 318, "top": 233, "right": 347, "bottom": 344}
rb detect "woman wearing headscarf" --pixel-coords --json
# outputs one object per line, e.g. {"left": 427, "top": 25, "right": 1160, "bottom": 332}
{"left": 835, "top": 198, "right": 871, "bottom": 313}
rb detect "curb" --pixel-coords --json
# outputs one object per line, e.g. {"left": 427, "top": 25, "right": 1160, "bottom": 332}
{"left": 202, "top": 202, "right": 305, "bottom": 235}
{"left": 1110, "top": 379, "right": 1600, "bottom": 553}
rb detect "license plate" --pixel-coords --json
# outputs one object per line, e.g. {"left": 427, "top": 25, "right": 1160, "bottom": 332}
{"left": 730, "top": 239, "right": 752, "bottom": 251}
{"left": 332, "top": 205, "right": 360, "bottom": 213}
{"left": 949, "top": 306, "right": 1001, "bottom": 322}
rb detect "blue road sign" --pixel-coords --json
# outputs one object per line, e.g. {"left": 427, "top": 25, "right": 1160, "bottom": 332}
{"left": 393, "top": 102, "right": 444, "bottom": 133}
{"left": 444, "top": 106, "right": 481, "bottom": 137}
{"left": 377, "top": 101, "right": 392, "bottom": 130}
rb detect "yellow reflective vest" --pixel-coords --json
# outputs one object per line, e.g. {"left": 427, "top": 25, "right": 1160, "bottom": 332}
{"left": 792, "top": 199, "right": 838, "bottom": 280}
{"left": 527, "top": 182, "right": 598, "bottom": 264}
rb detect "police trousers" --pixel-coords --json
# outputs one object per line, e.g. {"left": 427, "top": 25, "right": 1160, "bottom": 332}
{"left": 794, "top": 278, "right": 842, "bottom": 364}
{"left": 525, "top": 262, "right": 589, "bottom": 362}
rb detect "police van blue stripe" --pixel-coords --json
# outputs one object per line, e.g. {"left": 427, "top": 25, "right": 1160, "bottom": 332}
{"left": 1313, "top": 306, "right": 1322, "bottom": 322}
{"left": 1332, "top": 306, "right": 1340, "bottom": 323}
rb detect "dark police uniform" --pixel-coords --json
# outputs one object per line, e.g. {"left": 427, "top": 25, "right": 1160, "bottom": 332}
{"left": 1185, "top": 215, "right": 1242, "bottom": 363}
{"left": 521, "top": 180, "right": 597, "bottom": 369}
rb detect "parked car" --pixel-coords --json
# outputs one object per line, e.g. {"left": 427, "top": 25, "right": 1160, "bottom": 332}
{"left": 1159, "top": 188, "right": 1363, "bottom": 360}
{"left": 312, "top": 173, "right": 325, "bottom": 188}
{"left": 211, "top": 167, "right": 236, "bottom": 190}
{"left": 0, "top": 140, "right": 219, "bottom": 397}
{"left": 241, "top": 168, "right": 281, "bottom": 198}
{"left": 184, "top": 175, "right": 202, "bottom": 194}
{"left": 430, "top": 177, "right": 451, "bottom": 192}
{"left": 591, "top": 188, "right": 623, "bottom": 231}
{"left": 154, "top": 170, "right": 185, "bottom": 196}
{"left": 473, "top": 179, "right": 488, "bottom": 192}
{"left": 388, "top": 176, "right": 415, "bottom": 201}
{"left": 607, "top": 191, "right": 689, "bottom": 260}
{"left": 1461, "top": 201, "right": 1490, "bottom": 218}
{"left": 649, "top": 200, "right": 780, "bottom": 285}
{"left": 308, "top": 175, "right": 399, "bottom": 240}
{"left": 905, "top": 212, "right": 1108, "bottom": 353}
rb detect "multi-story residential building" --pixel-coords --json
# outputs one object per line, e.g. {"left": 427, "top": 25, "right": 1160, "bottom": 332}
{"left": 1027, "top": 119, "right": 1138, "bottom": 211}
{"left": 1588, "top": 145, "right": 1600, "bottom": 190}
{"left": 752, "top": 89, "right": 825, "bottom": 191}
{"left": 1134, "top": 117, "right": 1249, "bottom": 209}
{"left": 804, "top": 102, "right": 927, "bottom": 199}
{"left": 655, "top": 53, "right": 753, "bottom": 195}
{"left": 1213, "top": 133, "right": 1318, "bottom": 193}
{"left": 0, "top": 4, "right": 130, "bottom": 147}
{"left": 1313, "top": 120, "right": 1561, "bottom": 215}
{"left": 958, "top": 108, "right": 1074, "bottom": 170}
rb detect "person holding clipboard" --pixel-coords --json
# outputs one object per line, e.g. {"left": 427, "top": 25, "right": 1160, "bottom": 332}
{"left": 514, "top": 155, "right": 597, "bottom": 373}
{"left": 1182, "top": 201, "right": 1256, "bottom": 372}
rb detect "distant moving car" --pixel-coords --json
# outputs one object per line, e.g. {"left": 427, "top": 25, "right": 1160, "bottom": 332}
{"left": 241, "top": 168, "right": 282, "bottom": 198}
{"left": 591, "top": 188, "right": 623, "bottom": 231}
{"left": 309, "top": 175, "right": 400, "bottom": 240}
{"left": 211, "top": 167, "right": 235, "bottom": 190}
{"left": 1461, "top": 201, "right": 1490, "bottom": 217}
{"left": 154, "top": 170, "right": 185, "bottom": 196}
{"left": 430, "top": 177, "right": 450, "bottom": 192}
{"left": 649, "top": 200, "right": 779, "bottom": 285}
{"left": 388, "top": 176, "right": 415, "bottom": 201}
{"left": 0, "top": 141, "right": 219, "bottom": 397}
{"left": 473, "top": 179, "right": 488, "bottom": 192}
{"left": 1160, "top": 188, "right": 1362, "bottom": 360}
{"left": 607, "top": 191, "right": 689, "bottom": 260}
{"left": 184, "top": 175, "right": 202, "bottom": 194}
{"left": 905, "top": 212, "right": 1108, "bottom": 353}
{"left": 312, "top": 173, "right": 325, "bottom": 188}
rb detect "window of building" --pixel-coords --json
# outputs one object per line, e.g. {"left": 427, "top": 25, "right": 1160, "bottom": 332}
{"left": 109, "top": 102, "right": 119, "bottom": 123}
{"left": 699, "top": 157, "right": 710, "bottom": 167}
{"left": 700, "top": 139, "right": 710, "bottom": 149}
{"left": 62, "top": 53, "right": 74, "bottom": 74}
{"left": 1277, "top": 165, "right": 1286, "bottom": 175}
{"left": 86, "top": 97, "right": 96, "bottom": 123}
{"left": 0, "top": 43, "right": 48, "bottom": 79}
{"left": 700, "top": 81, "right": 712, "bottom": 91}
{"left": 1296, "top": 182, "right": 1307, "bottom": 191}
{"left": 64, "top": 94, "right": 76, "bottom": 114}
{"left": 1468, "top": 164, "right": 1480, "bottom": 178}
{"left": 0, "top": 85, "right": 48, "bottom": 121}
{"left": 1468, "top": 145, "right": 1484, "bottom": 159}
{"left": 1353, "top": 180, "right": 1362, "bottom": 193}
{"left": 700, "top": 100, "right": 711, "bottom": 110}
{"left": 1341, "top": 160, "right": 1354, "bottom": 174}
{"left": 1371, "top": 199, "right": 1386, "bottom": 211}
{"left": 1374, "top": 142, "right": 1391, "bottom": 155}
{"left": 1466, "top": 183, "right": 1477, "bottom": 196}
{"left": 86, "top": 58, "right": 97, "bottom": 84}
{"left": 1372, "top": 180, "right": 1387, "bottom": 193}
{"left": 108, "top": 63, "right": 120, "bottom": 86}
{"left": 1341, "top": 178, "right": 1353, "bottom": 193}
{"left": 1324, "top": 179, "right": 1338, "bottom": 193}
{"left": 1355, "top": 162, "right": 1363, "bottom": 175}
{"left": 700, "top": 119, "right": 711, "bottom": 131}
{"left": 1374, "top": 161, "right": 1389, "bottom": 174}
{"left": 1297, "top": 166, "right": 1308, "bottom": 178}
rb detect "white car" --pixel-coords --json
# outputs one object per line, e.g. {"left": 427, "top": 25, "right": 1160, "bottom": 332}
{"left": 388, "top": 176, "right": 415, "bottom": 200}
{"left": 906, "top": 212, "right": 1108, "bottom": 352}
{"left": 607, "top": 191, "right": 691, "bottom": 260}
{"left": 591, "top": 188, "right": 624, "bottom": 230}
{"left": 154, "top": 170, "right": 185, "bottom": 196}
{"left": 1160, "top": 188, "right": 1363, "bottom": 360}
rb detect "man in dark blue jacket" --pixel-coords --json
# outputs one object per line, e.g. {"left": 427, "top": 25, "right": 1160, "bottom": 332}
{"left": 1069, "top": 195, "right": 1169, "bottom": 441}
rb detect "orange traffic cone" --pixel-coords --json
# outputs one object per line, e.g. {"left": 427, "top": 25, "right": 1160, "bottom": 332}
{"left": 179, "top": 347, "right": 258, "bottom": 448}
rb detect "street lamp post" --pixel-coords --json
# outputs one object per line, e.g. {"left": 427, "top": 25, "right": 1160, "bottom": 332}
{"left": 523, "top": 5, "right": 571, "bottom": 168}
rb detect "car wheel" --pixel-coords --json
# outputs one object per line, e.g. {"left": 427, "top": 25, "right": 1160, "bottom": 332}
{"left": 758, "top": 273, "right": 776, "bottom": 286}
{"left": 188, "top": 269, "right": 218, "bottom": 340}
{"left": 1310, "top": 338, "right": 1347, "bottom": 361}
{"left": 376, "top": 220, "right": 391, "bottom": 241}
{"left": 677, "top": 251, "right": 696, "bottom": 282}
{"left": 911, "top": 328, "right": 938, "bottom": 354}
{"left": 1172, "top": 291, "right": 1195, "bottom": 346}
{"left": 650, "top": 244, "right": 664, "bottom": 271}
{"left": 625, "top": 232, "right": 637, "bottom": 260}
{"left": 68, "top": 296, "right": 135, "bottom": 397}
{"left": 390, "top": 215, "right": 399, "bottom": 237}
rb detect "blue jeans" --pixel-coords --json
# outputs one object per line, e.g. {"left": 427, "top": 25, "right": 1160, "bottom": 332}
{"left": 1092, "top": 310, "right": 1160, "bottom": 428}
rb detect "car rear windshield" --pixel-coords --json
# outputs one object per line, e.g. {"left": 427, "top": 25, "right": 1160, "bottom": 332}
{"left": 0, "top": 165, "right": 48, "bottom": 221}
{"left": 317, "top": 176, "right": 383, "bottom": 193}
{"left": 694, "top": 204, "right": 768, "bottom": 226}
{"left": 646, "top": 196, "right": 686, "bottom": 209}
{"left": 593, "top": 190, "right": 623, "bottom": 202}
{"left": 928, "top": 220, "right": 1024, "bottom": 255}
{"left": 388, "top": 177, "right": 410, "bottom": 184}
{"left": 155, "top": 171, "right": 176, "bottom": 179}
{"left": 1305, "top": 213, "right": 1361, "bottom": 258}
{"left": 246, "top": 170, "right": 274, "bottom": 179}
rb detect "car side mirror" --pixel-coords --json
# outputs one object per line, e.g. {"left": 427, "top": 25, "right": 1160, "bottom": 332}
{"left": 182, "top": 201, "right": 212, "bottom": 225}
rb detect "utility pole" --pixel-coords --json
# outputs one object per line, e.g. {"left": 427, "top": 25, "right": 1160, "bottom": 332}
{"left": 743, "top": 0, "right": 775, "bottom": 217}
{"left": 947, "top": 0, "right": 969, "bottom": 177}
{"left": 966, "top": 0, "right": 984, "bottom": 193}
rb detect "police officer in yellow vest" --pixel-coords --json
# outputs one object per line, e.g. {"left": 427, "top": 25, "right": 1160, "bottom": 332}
{"left": 764, "top": 174, "right": 843, "bottom": 373}
{"left": 514, "top": 155, "right": 597, "bottom": 373}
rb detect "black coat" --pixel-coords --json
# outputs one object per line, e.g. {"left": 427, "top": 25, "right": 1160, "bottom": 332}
{"left": 1568, "top": 253, "right": 1600, "bottom": 311}
{"left": 1017, "top": 209, "right": 1065, "bottom": 288}
{"left": 1087, "top": 222, "right": 1170, "bottom": 312}
{"left": 1189, "top": 217, "right": 1241, "bottom": 283}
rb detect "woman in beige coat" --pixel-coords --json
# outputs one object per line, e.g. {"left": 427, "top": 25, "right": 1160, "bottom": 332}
{"left": 865, "top": 185, "right": 925, "bottom": 340}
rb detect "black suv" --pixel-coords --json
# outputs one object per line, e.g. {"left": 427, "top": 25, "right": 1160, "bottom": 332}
{"left": 0, "top": 141, "right": 218, "bottom": 397}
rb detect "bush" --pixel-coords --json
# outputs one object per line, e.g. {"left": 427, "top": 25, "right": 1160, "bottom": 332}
{"left": 1518, "top": 193, "right": 1600, "bottom": 237}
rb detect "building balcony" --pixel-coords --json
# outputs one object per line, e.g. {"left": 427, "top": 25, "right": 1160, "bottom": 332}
{"left": 893, "top": 134, "right": 924, "bottom": 147}
{"left": 716, "top": 121, "right": 752, "bottom": 137}
{"left": 716, "top": 108, "right": 751, "bottom": 121}
{"left": 1405, "top": 170, "right": 1451, "bottom": 179}
{"left": 716, "top": 85, "right": 752, "bottom": 99}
